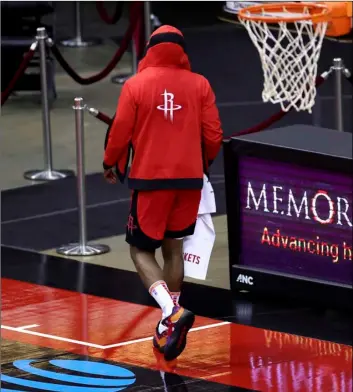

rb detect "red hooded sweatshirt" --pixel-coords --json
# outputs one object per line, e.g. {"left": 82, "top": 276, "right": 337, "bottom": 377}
{"left": 103, "top": 25, "right": 223, "bottom": 190}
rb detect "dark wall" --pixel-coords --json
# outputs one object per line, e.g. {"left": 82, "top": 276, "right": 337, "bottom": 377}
{"left": 1, "top": 1, "right": 54, "bottom": 89}
{"left": 151, "top": 1, "right": 224, "bottom": 29}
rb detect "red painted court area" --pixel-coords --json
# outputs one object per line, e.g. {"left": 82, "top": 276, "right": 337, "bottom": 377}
{"left": 2, "top": 278, "right": 352, "bottom": 391}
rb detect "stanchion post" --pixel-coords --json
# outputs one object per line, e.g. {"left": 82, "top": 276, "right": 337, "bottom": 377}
{"left": 75, "top": 97, "right": 87, "bottom": 247}
{"left": 144, "top": 1, "right": 152, "bottom": 40}
{"left": 332, "top": 58, "right": 344, "bottom": 132}
{"left": 60, "top": 1, "right": 102, "bottom": 48}
{"left": 111, "top": 2, "right": 155, "bottom": 85}
{"left": 56, "top": 98, "right": 110, "bottom": 257}
{"left": 132, "top": 41, "right": 138, "bottom": 74}
{"left": 24, "top": 27, "right": 74, "bottom": 181}
{"left": 74, "top": 1, "right": 83, "bottom": 43}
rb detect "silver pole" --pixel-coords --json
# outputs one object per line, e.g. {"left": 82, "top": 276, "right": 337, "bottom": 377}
{"left": 132, "top": 42, "right": 138, "bottom": 74}
{"left": 60, "top": 1, "right": 102, "bottom": 48}
{"left": 74, "top": 1, "right": 83, "bottom": 43}
{"left": 24, "top": 27, "right": 74, "bottom": 181}
{"left": 56, "top": 97, "right": 110, "bottom": 257}
{"left": 75, "top": 97, "right": 87, "bottom": 247}
{"left": 111, "top": 42, "right": 138, "bottom": 84}
{"left": 332, "top": 58, "right": 344, "bottom": 132}
{"left": 112, "top": 1, "right": 149, "bottom": 85}
{"left": 144, "top": 1, "right": 152, "bottom": 40}
{"left": 39, "top": 28, "right": 53, "bottom": 173}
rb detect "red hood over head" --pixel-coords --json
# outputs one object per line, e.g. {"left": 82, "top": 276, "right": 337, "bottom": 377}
{"left": 138, "top": 25, "right": 191, "bottom": 72}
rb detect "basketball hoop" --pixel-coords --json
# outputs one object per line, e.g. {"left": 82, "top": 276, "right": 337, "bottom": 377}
{"left": 238, "top": 2, "right": 331, "bottom": 113}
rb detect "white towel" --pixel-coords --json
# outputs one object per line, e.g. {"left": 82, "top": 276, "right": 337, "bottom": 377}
{"left": 183, "top": 175, "right": 216, "bottom": 280}
{"left": 198, "top": 174, "right": 216, "bottom": 215}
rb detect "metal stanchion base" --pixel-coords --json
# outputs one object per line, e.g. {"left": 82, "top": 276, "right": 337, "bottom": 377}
{"left": 56, "top": 243, "right": 111, "bottom": 256}
{"left": 60, "top": 38, "right": 102, "bottom": 48}
{"left": 111, "top": 74, "right": 133, "bottom": 85}
{"left": 24, "top": 169, "right": 75, "bottom": 181}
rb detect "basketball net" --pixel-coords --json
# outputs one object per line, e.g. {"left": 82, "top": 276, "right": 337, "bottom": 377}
{"left": 239, "top": 5, "right": 329, "bottom": 113}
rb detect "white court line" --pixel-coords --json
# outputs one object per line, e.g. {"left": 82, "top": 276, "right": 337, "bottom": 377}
{"left": 1, "top": 179, "right": 225, "bottom": 225}
{"left": 200, "top": 371, "right": 232, "bottom": 381}
{"left": 1, "top": 321, "right": 230, "bottom": 350}
{"left": 102, "top": 321, "right": 230, "bottom": 349}
{"left": 17, "top": 324, "right": 40, "bottom": 330}
{"left": 1, "top": 197, "right": 131, "bottom": 225}
{"left": 1, "top": 325, "right": 105, "bottom": 349}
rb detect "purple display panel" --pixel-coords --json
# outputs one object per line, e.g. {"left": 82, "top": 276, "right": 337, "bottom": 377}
{"left": 238, "top": 156, "right": 353, "bottom": 285}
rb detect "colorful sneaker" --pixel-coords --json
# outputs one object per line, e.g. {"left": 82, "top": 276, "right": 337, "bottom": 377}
{"left": 162, "top": 305, "right": 195, "bottom": 361}
{"left": 153, "top": 321, "right": 168, "bottom": 354}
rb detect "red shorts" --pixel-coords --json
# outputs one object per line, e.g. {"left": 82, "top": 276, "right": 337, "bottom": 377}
{"left": 126, "top": 189, "right": 201, "bottom": 251}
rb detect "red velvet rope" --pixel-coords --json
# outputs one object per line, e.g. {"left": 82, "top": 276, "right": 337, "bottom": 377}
{"left": 49, "top": 2, "right": 143, "bottom": 86}
{"left": 1, "top": 42, "right": 38, "bottom": 106}
{"left": 96, "top": 111, "right": 112, "bottom": 125}
{"left": 96, "top": 1, "right": 124, "bottom": 25}
{"left": 89, "top": 75, "right": 327, "bottom": 140}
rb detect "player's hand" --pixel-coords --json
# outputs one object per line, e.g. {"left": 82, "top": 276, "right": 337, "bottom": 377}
{"left": 104, "top": 168, "right": 117, "bottom": 184}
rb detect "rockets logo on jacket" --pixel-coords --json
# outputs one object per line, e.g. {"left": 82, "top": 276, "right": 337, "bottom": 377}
{"left": 157, "top": 89, "right": 182, "bottom": 122}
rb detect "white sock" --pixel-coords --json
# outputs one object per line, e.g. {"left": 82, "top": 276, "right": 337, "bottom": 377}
{"left": 170, "top": 291, "right": 180, "bottom": 305}
{"left": 149, "top": 280, "right": 175, "bottom": 320}
{"left": 157, "top": 290, "right": 181, "bottom": 335}
{"left": 158, "top": 321, "right": 168, "bottom": 334}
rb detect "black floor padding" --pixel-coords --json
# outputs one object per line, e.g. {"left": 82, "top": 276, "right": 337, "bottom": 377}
{"left": 1, "top": 174, "right": 226, "bottom": 251}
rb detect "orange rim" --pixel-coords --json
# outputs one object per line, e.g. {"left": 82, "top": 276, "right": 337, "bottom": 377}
{"left": 238, "top": 2, "right": 331, "bottom": 23}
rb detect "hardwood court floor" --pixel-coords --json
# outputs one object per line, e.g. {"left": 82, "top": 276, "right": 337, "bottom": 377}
{"left": 1, "top": 246, "right": 352, "bottom": 391}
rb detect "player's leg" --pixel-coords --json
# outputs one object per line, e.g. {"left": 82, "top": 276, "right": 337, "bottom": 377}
{"left": 163, "top": 189, "right": 201, "bottom": 304}
{"left": 161, "top": 238, "right": 184, "bottom": 305}
{"left": 126, "top": 190, "right": 175, "bottom": 322}
{"left": 159, "top": 189, "right": 201, "bottom": 361}
{"left": 129, "top": 247, "right": 165, "bottom": 293}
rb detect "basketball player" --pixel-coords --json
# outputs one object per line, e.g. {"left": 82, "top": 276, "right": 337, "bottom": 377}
{"left": 103, "top": 25, "right": 223, "bottom": 361}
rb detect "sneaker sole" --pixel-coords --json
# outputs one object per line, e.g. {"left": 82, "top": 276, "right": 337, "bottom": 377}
{"left": 164, "top": 310, "right": 195, "bottom": 361}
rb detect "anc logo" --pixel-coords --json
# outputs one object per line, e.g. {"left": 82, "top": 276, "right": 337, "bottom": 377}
{"left": 0, "top": 359, "right": 136, "bottom": 391}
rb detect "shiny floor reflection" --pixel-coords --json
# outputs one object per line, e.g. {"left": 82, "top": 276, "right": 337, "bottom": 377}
{"left": 2, "top": 277, "right": 352, "bottom": 392}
